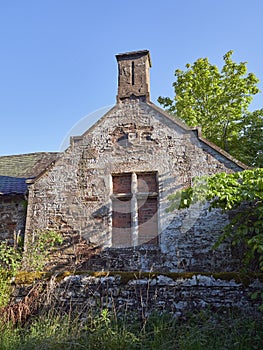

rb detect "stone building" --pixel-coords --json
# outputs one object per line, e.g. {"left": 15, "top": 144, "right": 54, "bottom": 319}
{"left": 1, "top": 50, "right": 247, "bottom": 272}
{"left": 0, "top": 153, "right": 57, "bottom": 245}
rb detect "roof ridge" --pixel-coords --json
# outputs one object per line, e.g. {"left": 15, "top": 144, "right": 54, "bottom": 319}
{"left": 0, "top": 151, "right": 59, "bottom": 159}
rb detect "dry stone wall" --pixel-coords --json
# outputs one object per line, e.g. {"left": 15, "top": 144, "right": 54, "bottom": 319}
{"left": 12, "top": 273, "right": 263, "bottom": 318}
{"left": 26, "top": 99, "right": 244, "bottom": 272}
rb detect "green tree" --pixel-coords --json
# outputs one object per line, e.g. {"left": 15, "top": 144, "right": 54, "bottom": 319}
{"left": 158, "top": 51, "right": 263, "bottom": 167}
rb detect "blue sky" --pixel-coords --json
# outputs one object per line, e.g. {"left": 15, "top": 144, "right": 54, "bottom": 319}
{"left": 1, "top": 0, "right": 263, "bottom": 155}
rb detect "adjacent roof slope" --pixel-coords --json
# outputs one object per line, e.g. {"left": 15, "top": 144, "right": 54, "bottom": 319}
{"left": 0, "top": 152, "right": 59, "bottom": 195}
{"left": 0, "top": 152, "right": 59, "bottom": 178}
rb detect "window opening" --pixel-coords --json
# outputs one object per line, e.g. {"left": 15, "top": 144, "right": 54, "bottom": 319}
{"left": 112, "top": 174, "right": 132, "bottom": 247}
{"left": 112, "top": 172, "right": 158, "bottom": 247}
{"left": 113, "top": 173, "right": 132, "bottom": 194}
{"left": 137, "top": 173, "right": 158, "bottom": 245}
{"left": 112, "top": 197, "right": 132, "bottom": 247}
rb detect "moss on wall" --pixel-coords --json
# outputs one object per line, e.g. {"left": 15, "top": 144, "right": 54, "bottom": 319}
{"left": 14, "top": 270, "right": 263, "bottom": 286}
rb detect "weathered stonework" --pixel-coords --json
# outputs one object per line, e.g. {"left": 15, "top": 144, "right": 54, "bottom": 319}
{"left": 116, "top": 50, "right": 151, "bottom": 102}
{"left": 0, "top": 195, "right": 26, "bottom": 244}
{"left": 0, "top": 153, "right": 58, "bottom": 243}
{"left": 25, "top": 96, "right": 244, "bottom": 272}
{"left": 11, "top": 273, "right": 263, "bottom": 318}
{"left": 1, "top": 50, "right": 248, "bottom": 273}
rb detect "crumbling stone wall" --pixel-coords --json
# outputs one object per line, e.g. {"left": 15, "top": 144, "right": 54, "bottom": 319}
{"left": 12, "top": 273, "right": 263, "bottom": 318}
{"left": 0, "top": 195, "right": 26, "bottom": 244}
{"left": 25, "top": 98, "right": 244, "bottom": 272}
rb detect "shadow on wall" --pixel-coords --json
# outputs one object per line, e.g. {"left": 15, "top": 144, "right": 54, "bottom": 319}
{"left": 39, "top": 230, "right": 164, "bottom": 274}
{"left": 23, "top": 170, "right": 244, "bottom": 273}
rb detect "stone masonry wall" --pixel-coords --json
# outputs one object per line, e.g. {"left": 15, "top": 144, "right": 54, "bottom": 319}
{"left": 0, "top": 195, "right": 26, "bottom": 244}
{"left": 12, "top": 273, "right": 263, "bottom": 318}
{"left": 26, "top": 99, "right": 244, "bottom": 272}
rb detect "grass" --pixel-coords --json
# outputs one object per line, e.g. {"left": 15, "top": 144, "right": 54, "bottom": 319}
{"left": 0, "top": 308, "right": 262, "bottom": 350}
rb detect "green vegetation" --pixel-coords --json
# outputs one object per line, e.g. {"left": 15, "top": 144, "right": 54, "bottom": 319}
{"left": 168, "top": 168, "right": 263, "bottom": 310}
{"left": 168, "top": 169, "right": 263, "bottom": 272}
{"left": 0, "top": 308, "right": 262, "bottom": 350}
{"left": 0, "top": 242, "right": 22, "bottom": 307}
{"left": 0, "top": 230, "right": 62, "bottom": 308}
{"left": 1, "top": 227, "right": 262, "bottom": 349}
{"left": 23, "top": 229, "right": 63, "bottom": 271}
{"left": 158, "top": 51, "right": 263, "bottom": 167}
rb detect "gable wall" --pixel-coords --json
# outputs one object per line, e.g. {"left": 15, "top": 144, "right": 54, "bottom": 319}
{"left": 25, "top": 99, "right": 243, "bottom": 272}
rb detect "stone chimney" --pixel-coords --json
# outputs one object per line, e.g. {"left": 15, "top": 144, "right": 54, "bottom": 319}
{"left": 116, "top": 50, "right": 151, "bottom": 102}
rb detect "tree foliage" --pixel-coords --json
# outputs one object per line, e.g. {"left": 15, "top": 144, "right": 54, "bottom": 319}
{"left": 158, "top": 51, "right": 263, "bottom": 167}
{"left": 167, "top": 168, "right": 263, "bottom": 272}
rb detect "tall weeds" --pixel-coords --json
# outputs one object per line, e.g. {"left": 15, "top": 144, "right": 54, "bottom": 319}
{"left": 0, "top": 308, "right": 262, "bottom": 350}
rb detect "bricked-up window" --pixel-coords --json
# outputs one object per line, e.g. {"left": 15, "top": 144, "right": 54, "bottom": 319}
{"left": 137, "top": 173, "right": 158, "bottom": 245}
{"left": 113, "top": 173, "right": 132, "bottom": 194}
{"left": 112, "top": 198, "right": 132, "bottom": 247}
{"left": 112, "top": 172, "right": 158, "bottom": 248}
{"left": 112, "top": 173, "right": 132, "bottom": 247}
{"left": 137, "top": 173, "right": 158, "bottom": 193}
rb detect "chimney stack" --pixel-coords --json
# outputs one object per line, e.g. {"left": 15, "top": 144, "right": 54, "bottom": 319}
{"left": 116, "top": 50, "right": 151, "bottom": 102}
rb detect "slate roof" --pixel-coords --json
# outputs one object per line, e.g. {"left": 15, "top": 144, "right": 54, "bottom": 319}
{"left": 0, "top": 152, "right": 59, "bottom": 195}
{"left": 0, "top": 176, "right": 28, "bottom": 195}
{"left": 0, "top": 152, "right": 59, "bottom": 178}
